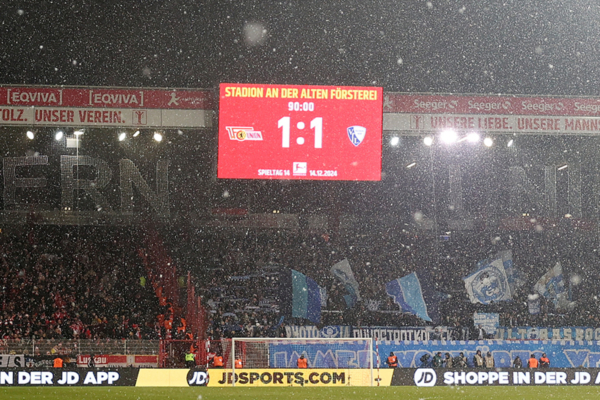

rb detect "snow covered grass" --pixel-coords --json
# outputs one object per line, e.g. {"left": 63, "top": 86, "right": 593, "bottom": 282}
{"left": 3, "top": 386, "right": 600, "bottom": 400}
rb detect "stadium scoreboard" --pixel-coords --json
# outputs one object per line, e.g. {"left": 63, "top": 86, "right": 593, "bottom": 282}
{"left": 217, "top": 83, "right": 383, "bottom": 181}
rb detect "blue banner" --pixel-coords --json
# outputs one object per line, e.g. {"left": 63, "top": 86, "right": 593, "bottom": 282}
{"left": 269, "top": 341, "right": 373, "bottom": 368}
{"left": 269, "top": 339, "right": 600, "bottom": 368}
{"left": 473, "top": 312, "right": 499, "bottom": 335}
{"left": 284, "top": 325, "right": 451, "bottom": 340}
{"left": 352, "top": 326, "right": 449, "bottom": 341}
{"left": 284, "top": 325, "right": 352, "bottom": 338}
{"left": 495, "top": 327, "right": 600, "bottom": 340}
{"left": 376, "top": 340, "right": 600, "bottom": 369}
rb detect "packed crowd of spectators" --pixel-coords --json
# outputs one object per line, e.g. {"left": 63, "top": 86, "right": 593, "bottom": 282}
{"left": 175, "top": 225, "right": 600, "bottom": 338}
{"left": 2, "top": 217, "right": 599, "bottom": 343}
{"left": 0, "top": 224, "right": 161, "bottom": 341}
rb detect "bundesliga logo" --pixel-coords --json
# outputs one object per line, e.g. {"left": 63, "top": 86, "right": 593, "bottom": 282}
{"left": 226, "top": 126, "right": 263, "bottom": 141}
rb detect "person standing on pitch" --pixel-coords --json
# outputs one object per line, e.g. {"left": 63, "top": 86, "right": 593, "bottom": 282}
{"left": 513, "top": 356, "right": 523, "bottom": 368}
{"left": 387, "top": 352, "right": 398, "bottom": 368}
{"left": 53, "top": 356, "right": 63, "bottom": 368}
{"left": 432, "top": 352, "right": 444, "bottom": 368}
{"left": 444, "top": 353, "right": 453, "bottom": 368}
{"left": 297, "top": 354, "right": 308, "bottom": 368}
{"left": 473, "top": 350, "right": 484, "bottom": 368}
{"left": 528, "top": 354, "right": 539, "bottom": 368}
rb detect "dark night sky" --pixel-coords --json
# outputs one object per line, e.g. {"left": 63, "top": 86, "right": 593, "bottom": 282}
{"left": 2, "top": 0, "right": 600, "bottom": 95}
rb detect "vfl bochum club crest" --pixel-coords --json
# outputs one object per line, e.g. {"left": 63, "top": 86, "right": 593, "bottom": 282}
{"left": 347, "top": 126, "right": 367, "bottom": 146}
{"left": 470, "top": 266, "right": 510, "bottom": 304}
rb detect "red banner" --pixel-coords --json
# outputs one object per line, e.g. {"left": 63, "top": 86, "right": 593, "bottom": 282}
{"left": 384, "top": 93, "right": 600, "bottom": 117}
{"left": 0, "top": 86, "right": 214, "bottom": 109}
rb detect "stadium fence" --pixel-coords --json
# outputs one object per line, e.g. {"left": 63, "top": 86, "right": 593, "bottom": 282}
{"left": 0, "top": 339, "right": 159, "bottom": 356}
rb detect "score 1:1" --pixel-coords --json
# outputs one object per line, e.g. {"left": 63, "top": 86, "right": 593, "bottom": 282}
{"left": 278, "top": 117, "right": 323, "bottom": 148}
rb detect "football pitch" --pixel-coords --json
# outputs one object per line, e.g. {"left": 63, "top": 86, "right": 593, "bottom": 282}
{"left": 3, "top": 386, "right": 600, "bottom": 400}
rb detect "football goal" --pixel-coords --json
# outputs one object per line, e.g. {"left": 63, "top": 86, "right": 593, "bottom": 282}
{"left": 230, "top": 337, "right": 374, "bottom": 386}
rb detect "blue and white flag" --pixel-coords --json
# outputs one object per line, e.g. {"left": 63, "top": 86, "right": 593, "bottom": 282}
{"left": 385, "top": 271, "right": 448, "bottom": 323}
{"left": 473, "top": 312, "right": 500, "bottom": 334}
{"left": 528, "top": 293, "right": 541, "bottom": 315}
{"left": 534, "top": 262, "right": 574, "bottom": 311}
{"left": 279, "top": 269, "right": 323, "bottom": 324}
{"left": 330, "top": 259, "right": 361, "bottom": 308}
{"left": 534, "top": 262, "right": 565, "bottom": 302}
{"left": 464, "top": 258, "right": 512, "bottom": 304}
{"left": 476, "top": 250, "right": 523, "bottom": 293}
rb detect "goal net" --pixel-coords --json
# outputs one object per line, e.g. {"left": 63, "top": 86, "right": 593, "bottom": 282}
{"left": 230, "top": 337, "right": 374, "bottom": 386}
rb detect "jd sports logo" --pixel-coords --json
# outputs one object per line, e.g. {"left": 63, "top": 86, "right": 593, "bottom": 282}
{"left": 187, "top": 370, "right": 209, "bottom": 386}
{"left": 414, "top": 368, "right": 437, "bottom": 387}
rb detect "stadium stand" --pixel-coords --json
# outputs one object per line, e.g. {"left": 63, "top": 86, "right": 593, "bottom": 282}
{"left": 0, "top": 224, "right": 160, "bottom": 341}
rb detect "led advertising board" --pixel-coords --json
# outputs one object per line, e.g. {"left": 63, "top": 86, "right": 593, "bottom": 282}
{"left": 218, "top": 83, "right": 382, "bottom": 180}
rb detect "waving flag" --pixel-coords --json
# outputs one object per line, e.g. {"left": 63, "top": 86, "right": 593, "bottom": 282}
{"left": 528, "top": 293, "right": 541, "bottom": 315}
{"left": 534, "top": 262, "right": 574, "bottom": 311}
{"left": 330, "top": 259, "right": 361, "bottom": 308}
{"left": 464, "top": 258, "right": 512, "bottom": 304}
{"left": 385, "top": 271, "right": 448, "bottom": 323}
{"left": 279, "top": 269, "right": 323, "bottom": 323}
{"left": 534, "top": 262, "right": 565, "bottom": 301}
{"left": 476, "top": 250, "right": 523, "bottom": 293}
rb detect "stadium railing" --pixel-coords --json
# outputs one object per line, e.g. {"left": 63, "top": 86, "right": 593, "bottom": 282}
{"left": 0, "top": 339, "right": 160, "bottom": 356}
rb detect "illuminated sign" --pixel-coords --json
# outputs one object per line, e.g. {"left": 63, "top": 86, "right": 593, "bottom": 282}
{"left": 218, "top": 83, "right": 383, "bottom": 181}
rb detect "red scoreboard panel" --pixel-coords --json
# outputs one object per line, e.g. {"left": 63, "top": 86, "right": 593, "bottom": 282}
{"left": 217, "top": 83, "right": 382, "bottom": 181}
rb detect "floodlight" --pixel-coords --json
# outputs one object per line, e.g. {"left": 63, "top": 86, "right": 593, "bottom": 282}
{"left": 440, "top": 129, "right": 457, "bottom": 144}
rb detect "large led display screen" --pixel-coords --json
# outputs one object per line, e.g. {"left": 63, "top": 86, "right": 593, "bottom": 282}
{"left": 218, "top": 83, "right": 383, "bottom": 180}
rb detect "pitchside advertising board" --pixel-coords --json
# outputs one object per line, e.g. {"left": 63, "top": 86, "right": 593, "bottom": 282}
{"left": 404, "top": 368, "right": 600, "bottom": 387}
{"left": 0, "top": 368, "right": 388, "bottom": 387}
{"left": 217, "top": 83, "right": 383, "bottom": 181}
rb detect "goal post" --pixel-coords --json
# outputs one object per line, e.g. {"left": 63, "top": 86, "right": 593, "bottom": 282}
{"left": 230, "top": 337, "right": 374, "bottom": 386}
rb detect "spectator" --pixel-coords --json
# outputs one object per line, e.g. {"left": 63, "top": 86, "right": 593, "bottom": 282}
{"left": 513, "top": 356, "right": 523, "bottom": 368}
